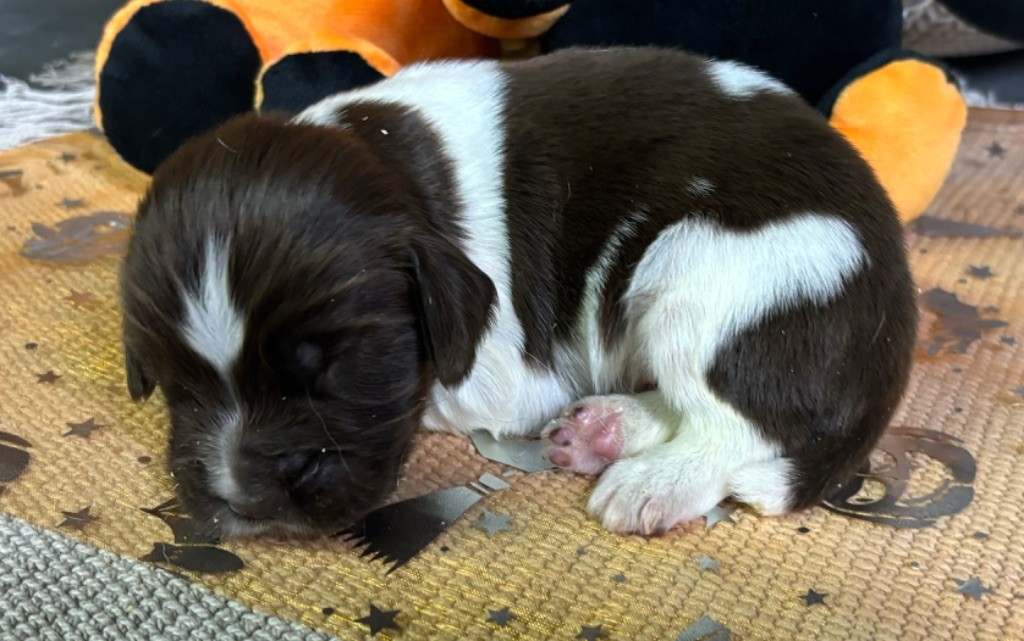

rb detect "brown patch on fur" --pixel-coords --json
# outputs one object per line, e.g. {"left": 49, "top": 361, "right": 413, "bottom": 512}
{"left": 498, "top": 48, "right": 915, "bottom": 508}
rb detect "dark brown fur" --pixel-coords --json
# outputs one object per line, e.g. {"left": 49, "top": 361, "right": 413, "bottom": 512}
{"left": 121, "top": 47, "right": 915, "bottom": 535}
{"left": 122, "top": 111, "right": 494, "bottom": 533}
{"left": 497, "top": 49, "right": 915, "bottom": 507}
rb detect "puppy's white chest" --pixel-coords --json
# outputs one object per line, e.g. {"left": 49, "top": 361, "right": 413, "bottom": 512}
{"left": 420, "top": 325, "right": 576, "bottom": 438}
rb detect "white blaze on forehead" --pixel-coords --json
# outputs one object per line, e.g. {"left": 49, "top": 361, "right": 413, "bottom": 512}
{"left": 207, "top": 407, "right": 245, "bottom": 504}
{"left": 706, "top": 59, "right": 792, "bottom": 99}
{"left": 181, "top": 237, "right": 244, "bottom": 376}
{"left": 180, "top": 237, "right": 247, "bottom": 504}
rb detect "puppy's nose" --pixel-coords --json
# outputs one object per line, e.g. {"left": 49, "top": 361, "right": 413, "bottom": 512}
{"left": 227, "top": 489, "right": 289, "bottom": 521}
{"left": 276, "top": 448, "right": 339, "bottom": 494}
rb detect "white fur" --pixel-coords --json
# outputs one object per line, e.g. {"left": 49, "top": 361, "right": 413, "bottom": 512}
{"left": 569, "top": 208, "right": 649, "bottom": 394}
{"left": 686, "top": 176, "right": 714, "bottom": 198}
{"left": 297, "top": 60, "right": 865, "bottom": 534}
{"left": 586, "top": 213, "right": 867, "bottom": 532}
{"left": 205, "top": 407, "right": 244, "bottom": 504}
{"left": 300, "top": 61, "right": 575, "bottom": 437}
{"left": 181, "top": 238, "right": 246, "bottom": 506}
{"left": 628, "top": 213, "right": 867, "bottom": 391}
{"left": 706, "top": 59, "right": 792, "bottom": 99}
{"left": 181, "top": 237, "right": 243, "bottom": 376}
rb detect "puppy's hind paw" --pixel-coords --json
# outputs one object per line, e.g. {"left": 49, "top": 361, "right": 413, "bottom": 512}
{"left": 586, "top": 456, "right": 722, "bottom": 536}
{"left": 541, "top": 397, "right": 625, "bottom": 475}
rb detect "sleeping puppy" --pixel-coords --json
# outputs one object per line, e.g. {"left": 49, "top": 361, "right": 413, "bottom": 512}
{"left": 120, "top": 47, "right": 916, "bottom": 538}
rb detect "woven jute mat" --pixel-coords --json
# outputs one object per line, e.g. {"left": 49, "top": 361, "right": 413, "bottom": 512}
{"left": 1, "top": 110, "right": 1022, "bottom": 641}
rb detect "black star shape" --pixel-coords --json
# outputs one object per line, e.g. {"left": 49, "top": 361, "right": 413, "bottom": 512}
{"left": 487, "top": 607, "right": 516, "bottom": 627}
{"left": 356, "top": 603, "right": 401, "bottom": 635}
{"left": 953, "top": 577, "right": 992, "bottom": 601}
{"left": 59, "top": 506, "right": 97, "bottom": 530}
{"left": 986, "top": 142, "right": 1006, "bottom": 158}
{"left": 800, "top": 589, "right": 828, "bottom": 607}
{"left": 58, "top": 197, "right": 85, "bottom": 209}
{"left": 59, "top": 152, "right": 77, "bottom": 163}
{"left": 577, "top": 624, "right": 608, "bottom": 640}
{"left": 36, "top": 370, "right": 60, "bottom": 384}
{"left": 967, "top": 265, "right": 994, "bottom": 279}
{"left": 611, "top": 573, "right": 627, "bottom": 583}
{"left": 1002, "top": 336, "right": 1017, "bottom": 346}
{"left": 63, "top": 418, "right": 104, "bottom": 438}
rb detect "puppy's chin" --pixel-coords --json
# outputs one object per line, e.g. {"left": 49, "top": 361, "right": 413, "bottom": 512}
{"left": 212, "top": 510, "right": 320, "bottom": 541}
{"left": 171, "top": 459, "right": 404, "bottom": 542}
{"left": 184, "top": 495, "right": 375, "bottom": 542}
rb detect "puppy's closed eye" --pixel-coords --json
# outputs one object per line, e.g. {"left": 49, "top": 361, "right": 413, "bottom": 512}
{"left": 268, "top": 338, "right": 327, "bottom": 394}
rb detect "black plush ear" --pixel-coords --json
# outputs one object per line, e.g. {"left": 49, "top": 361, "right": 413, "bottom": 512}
{"left": 124, "top": 343, "right": 156, "bottom": 401}
{"left": 410, "top": 235, "right": 496, "bottom": 387}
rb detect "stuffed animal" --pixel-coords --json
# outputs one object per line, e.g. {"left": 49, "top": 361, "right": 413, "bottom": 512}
{"left": 95, "top": 0, "right": 969, "bottom": 221}
{"left": 93, "top": 0, "right": 497, "bottom": 173}
{"left": 443, "top": 0, "right": 970, "bottom": 222}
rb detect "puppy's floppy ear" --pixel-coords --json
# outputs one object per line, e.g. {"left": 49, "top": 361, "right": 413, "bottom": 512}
{"left": 409, "top": 234, "right": 496, "bottom": 387}
{"left": 124, "top": 341, "right": 156, "bottom": 401}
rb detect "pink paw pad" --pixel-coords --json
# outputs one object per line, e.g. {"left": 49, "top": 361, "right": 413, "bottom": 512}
{"left": 542, "top": 400, "right": 624, "bottom": 475}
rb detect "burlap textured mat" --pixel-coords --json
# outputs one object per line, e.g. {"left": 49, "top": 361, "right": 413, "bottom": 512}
{"left": 1, "top": 110, "right": 1022, "bottom": 640}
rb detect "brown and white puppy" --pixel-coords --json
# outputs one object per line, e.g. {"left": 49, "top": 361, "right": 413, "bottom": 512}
{"left": 120, "top": 47, "right": 916, "bottom": 538}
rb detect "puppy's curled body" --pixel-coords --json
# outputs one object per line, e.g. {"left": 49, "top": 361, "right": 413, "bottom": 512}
{"left": 121, "top": 47, "right": 916, "bottom": 537}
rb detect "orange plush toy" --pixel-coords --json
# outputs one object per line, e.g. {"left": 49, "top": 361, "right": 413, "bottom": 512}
{"left": 94, "top": 0, "right": 497, "bottom": 173}
{"left": 96, "top": 0, "right": 967, "bottom": 222}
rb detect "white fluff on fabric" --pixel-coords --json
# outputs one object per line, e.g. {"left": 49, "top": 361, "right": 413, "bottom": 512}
{"left": 0, "top": 52, "right": 97, "bottom": 151}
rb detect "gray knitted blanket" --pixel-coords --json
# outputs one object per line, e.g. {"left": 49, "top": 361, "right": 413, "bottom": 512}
{"left": 0, "top": 513, "right": 335, "bottom": 641}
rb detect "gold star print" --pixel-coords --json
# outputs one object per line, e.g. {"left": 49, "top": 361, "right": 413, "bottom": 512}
{"left": 36, "top": 370, "right": 61, "bottom": 384}
{"left": 64, "top": 291, "right": 98, "bottom": 309}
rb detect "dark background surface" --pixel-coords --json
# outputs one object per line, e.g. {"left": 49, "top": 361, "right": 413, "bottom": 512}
{"left": 1, "top": 0, "right": 1022, "bottom": 102}
{"left": 1, "top": 0, "right": 122, "bottom": 78}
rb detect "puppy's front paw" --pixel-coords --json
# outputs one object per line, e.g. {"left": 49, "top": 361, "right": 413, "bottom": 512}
{"left": 541, "top": 397, "right": 625, "bottom": 475}
{"left": 586, "top": 457, "right": 721, "bottom": 535}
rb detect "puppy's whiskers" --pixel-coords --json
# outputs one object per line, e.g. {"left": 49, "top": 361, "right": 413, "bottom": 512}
{"left": 305, "top": 388, "right": 353, "bottom": 478}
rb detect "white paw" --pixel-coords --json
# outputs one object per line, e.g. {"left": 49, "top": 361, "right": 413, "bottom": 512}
{"left": 587, "top": 456, "right": 725, "bottom": 535}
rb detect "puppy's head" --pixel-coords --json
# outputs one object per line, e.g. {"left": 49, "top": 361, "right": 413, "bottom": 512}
{"left": 120, "top": 114, "right": 494, "bottom": 537}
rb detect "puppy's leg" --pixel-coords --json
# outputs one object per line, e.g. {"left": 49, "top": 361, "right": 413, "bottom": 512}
{"left": 541, "top": 391, "right": 676, "bottom": 475}
{"left": 585, "top": 383, "right": 793, "bottom": 535}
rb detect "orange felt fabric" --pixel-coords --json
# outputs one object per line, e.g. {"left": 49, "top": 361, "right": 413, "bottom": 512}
{"left": 259, "top": 0, "right": 497, "bottom": 72}
{"left": 829, "top": 58, "right": 968, "bottom": 222}
{"left": 97, "top": 0, "right": 498, "bottom": 122}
